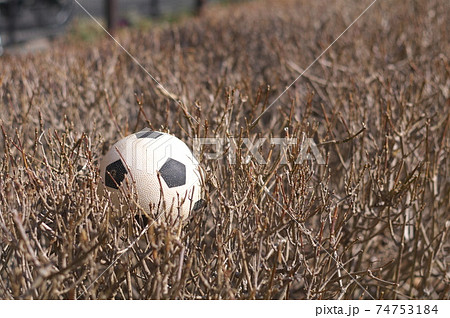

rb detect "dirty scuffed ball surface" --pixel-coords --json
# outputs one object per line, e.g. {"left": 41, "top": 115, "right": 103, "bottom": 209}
{"left": 99, "top": 128, "right": 204, "bottom": 221}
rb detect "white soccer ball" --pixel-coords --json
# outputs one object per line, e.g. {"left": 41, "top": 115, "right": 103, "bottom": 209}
{"left": 99, "top": 128, "right": 204, "bottom": 221}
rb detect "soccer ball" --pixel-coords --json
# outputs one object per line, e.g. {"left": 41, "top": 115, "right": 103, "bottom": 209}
{"left": 99, "top": 128, "right": 204, "bottom": 221}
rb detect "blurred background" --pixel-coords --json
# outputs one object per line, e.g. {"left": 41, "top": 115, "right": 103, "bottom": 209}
{"left": 0, "top": 0, "right": 245, "bottom": 53}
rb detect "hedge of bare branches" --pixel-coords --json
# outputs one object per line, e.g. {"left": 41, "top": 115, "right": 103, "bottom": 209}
{"left": 0, "top": 0, "right": 448, "bottom": 299}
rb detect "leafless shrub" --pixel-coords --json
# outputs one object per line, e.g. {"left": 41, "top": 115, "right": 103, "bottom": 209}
{"left": 0, "top": 0, "right": 448, "bottom": 299}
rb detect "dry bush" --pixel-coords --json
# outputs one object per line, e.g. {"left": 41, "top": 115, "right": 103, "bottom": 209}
{"left": 0, "top": 0, "right": 448, "bottom": 299}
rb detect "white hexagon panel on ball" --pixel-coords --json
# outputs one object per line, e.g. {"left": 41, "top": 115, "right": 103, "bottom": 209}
{"left": 99, "top": 128, "right": 204, "bottom": 221}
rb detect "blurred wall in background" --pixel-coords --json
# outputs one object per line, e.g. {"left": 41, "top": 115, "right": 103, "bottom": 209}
{"left": 75, "top": 0, "right": 219, "bottom": 18}
{"left": 0, "top": 0, "right": 250, "bottom": 48}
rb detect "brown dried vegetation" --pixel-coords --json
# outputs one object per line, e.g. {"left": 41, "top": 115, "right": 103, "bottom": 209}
{"left": 0, "top": 0, "right": 448, "bottom": 299}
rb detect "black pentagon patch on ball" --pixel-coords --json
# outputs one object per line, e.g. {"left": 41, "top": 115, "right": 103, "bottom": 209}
{"left": 105, "top": 159, "right": 127, "bottom": 189}
{"left": 193, "top": 199, "right": 206, "bottom": 211}
{"left": 159, "top": 158, "right": 186, "bottom": 188}
{"left": 135, "top": 130, "right": 163, "bottom": 139}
